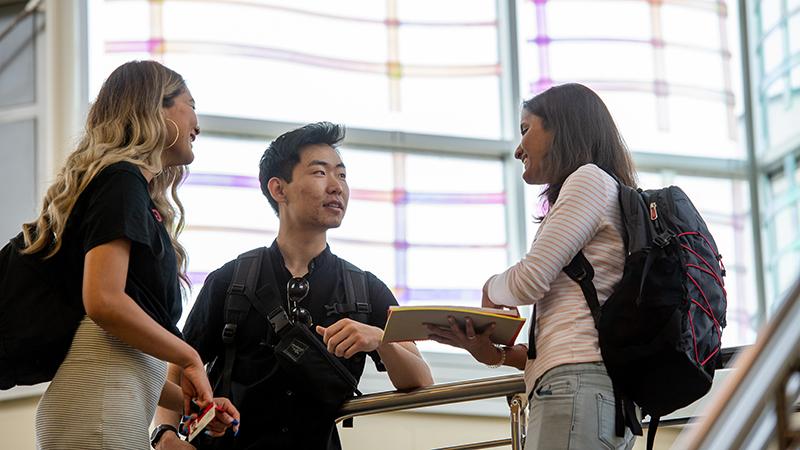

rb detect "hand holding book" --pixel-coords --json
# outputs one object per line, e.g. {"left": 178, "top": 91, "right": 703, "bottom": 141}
{"left": 426, "top": 316, "right": 510, "bottom": 367}
{"left": 381, "top": 305, "right": 526, "bottom": 346}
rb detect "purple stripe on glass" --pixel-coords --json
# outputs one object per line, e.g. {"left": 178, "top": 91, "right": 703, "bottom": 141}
{"left": 535, "top": 0, "right": 550, "bottom": 86}
{"left": 189, "top": 271, "right": 211, "bottom": 285}
{"left": 185, "top": 173, "right": 505, "bottom": 204}
{"left": 186, "top": 173, "right": 260, "bottom": 189}
{"left": 396, "top": 288, "right": 482, "bottom": 303}
{"left": 184, "top": 225, "right": 506, "bottom": 249}
{"left": 527, "top": 80, "right": 734, "bottom": 104}
{"left": 405, "top": 192, "right": 506, "bottom": 204}
{"left": 188, "top": 272, "right": 481, "bottom": 304}
{"left": 526, "top": 36, "right": 728, "bottom": 56}
{"left": 106, "top": 38, "right": 164, "bottom": 53}
{"left": 108, "top": 40, "right": 499, "bottom": 77}
{"left": 157, "top": 2, "right": 497, "bottom": 28}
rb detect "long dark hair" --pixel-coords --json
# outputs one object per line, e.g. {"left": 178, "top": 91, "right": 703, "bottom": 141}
{"left": 523, "top": 83, "right": 637, "bottom": 211}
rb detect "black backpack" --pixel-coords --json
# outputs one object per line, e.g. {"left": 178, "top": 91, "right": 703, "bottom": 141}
{"left": 210, "top": 248, "right": 371, "bottom": 413}
{"left": 191, "top": 248, "right": 372, "bottom": 448}
{"left": 214, "top": 247, "right": 372, "bottom": 400}
{"left": 561, "top": 177, "right": 727, "bottom": 449}
{"left": 0, "top": 232, "right": 84, "bottom": 390}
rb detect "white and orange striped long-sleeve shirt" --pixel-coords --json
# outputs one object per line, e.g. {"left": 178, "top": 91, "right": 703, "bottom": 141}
{"left": 488, "top": 163, "right": 626, "bottom": 395}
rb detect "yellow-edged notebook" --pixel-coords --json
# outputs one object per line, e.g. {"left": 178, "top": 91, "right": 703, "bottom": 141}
{"left": 381, "top": 305, "right": 527, "bottom": 346}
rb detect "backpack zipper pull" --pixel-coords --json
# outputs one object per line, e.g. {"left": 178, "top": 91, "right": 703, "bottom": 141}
{"left": 649, "top": 201, "right": 670, "bottom": 245}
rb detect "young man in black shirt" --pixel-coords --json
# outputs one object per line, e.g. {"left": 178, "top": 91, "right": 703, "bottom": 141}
{"left": 153, "top": 122, "right": 433, "bottom": 450}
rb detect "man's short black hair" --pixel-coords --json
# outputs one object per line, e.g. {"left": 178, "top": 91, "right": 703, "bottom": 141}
{"left": 259, "top": 121, "right": 345, "bottom": 215}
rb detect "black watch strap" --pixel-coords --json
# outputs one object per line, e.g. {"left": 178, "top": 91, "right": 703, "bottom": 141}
{"left": 150, "top": 424, "right": 179, "bottom": 448}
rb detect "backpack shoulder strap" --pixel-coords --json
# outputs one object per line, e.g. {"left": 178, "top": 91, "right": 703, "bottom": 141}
{"left": 526, "top": 251, "right": 599, "bottom": 360}
{"left": 324, "top": 259, "right": 371, "bottom": 323}
{"left": 646, "top": 415, "right": 660, "bottom": 450}
{"left": 562, "top": 251, "right": 600, "bottom": 327}
{"left": 220, "top": 248, "right": 265, "bottom": 397}
{"left": 255, "top": 251, "right": 292, "bottom": 337}
{"left": 563, "top": 251, "right": 643, "bottom": 440}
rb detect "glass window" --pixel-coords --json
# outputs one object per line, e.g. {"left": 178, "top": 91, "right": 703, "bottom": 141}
{"left": 523, "top": 183, "right": 544, "bottom": 243}
{"left": 753, "top": 1, "right": 800, "bottom": 155}
{"left": 764, "top": 162, "right": 800, "bottom": 311}
{"left": 84, "top": 0, "right": 767, "bottom": 353}
{"left": 791, "top": 14, "right": 800, "bottom": 56}
{"left": 88, "top": 0, "right": 502, "bottom": 139}
{"left": 523, "top": 170, "right": 756, "bottom": 347}
{"left": 759, "top": 0, "right": 783, "bottom": 32}
{"left": 516, "top": 0, "right": 744, "bottom": 158}
{"left": 180, "top": 136, "right": 510, "bottom": 332}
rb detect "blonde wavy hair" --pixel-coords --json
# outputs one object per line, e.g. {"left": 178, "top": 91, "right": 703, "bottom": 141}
{"left": 22, "top": 60, "right": 191, "bottom": 287}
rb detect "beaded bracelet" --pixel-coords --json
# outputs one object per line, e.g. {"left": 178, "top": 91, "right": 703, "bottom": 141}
{"left": 486, "top": 345, "right": 507, "bottom": 368}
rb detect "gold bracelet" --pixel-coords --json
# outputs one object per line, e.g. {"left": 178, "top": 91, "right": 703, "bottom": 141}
{"left": 486, "top": 345, "right": 506, "bottom": 368}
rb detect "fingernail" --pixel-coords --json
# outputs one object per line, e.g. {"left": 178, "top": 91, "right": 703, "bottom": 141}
{"left": 182, "top": 415, "right": 190, "bottom": 421}
{"left": 231, "top": 419, "right": 239, "bottom": 425}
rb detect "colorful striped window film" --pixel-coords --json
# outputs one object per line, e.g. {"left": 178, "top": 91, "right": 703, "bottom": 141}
{"left": 89, "top": 0, "right": 503, "bottom": 139}
{"left": 516, "top": 0, "right": 743, "bottom": 158}
{"left": 753, "top": 0, "right": 800, "bottom": 156}
{"left": 180, "top": 135, "right": 510, "bottom": 329}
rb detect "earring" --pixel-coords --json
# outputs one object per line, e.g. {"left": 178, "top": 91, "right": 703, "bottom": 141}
{"left": 165, "top": 118, "right": 180, "bottom": 149}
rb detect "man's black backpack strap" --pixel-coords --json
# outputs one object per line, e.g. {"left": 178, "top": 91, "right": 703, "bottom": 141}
{"left": 324, "top": 260, "right": 371, "bottom": 322}
{"left": 218, "top": 247, "right": 364, "bottom": 405}
{"left": 220, "top": 248, "right": 264, "bottom": 397}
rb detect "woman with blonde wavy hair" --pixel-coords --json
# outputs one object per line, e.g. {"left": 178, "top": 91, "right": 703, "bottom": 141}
{"left": 31, "top": 60, "right": 238, "bottom": 450}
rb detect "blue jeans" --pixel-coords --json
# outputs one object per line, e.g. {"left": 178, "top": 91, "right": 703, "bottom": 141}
{"left": 525, "top": 362, "right": 637, "bottom": 450}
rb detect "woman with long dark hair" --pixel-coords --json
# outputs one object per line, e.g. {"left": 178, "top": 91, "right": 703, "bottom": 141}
{"left": 429, "top": 83, "right": 638, "bottom": 449}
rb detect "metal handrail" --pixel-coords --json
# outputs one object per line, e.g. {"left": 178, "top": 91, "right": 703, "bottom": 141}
{"left": 337, "top": 347, "right": 743, "bottom": 425}
{"left": 672, "top": 277, "right": 800, "bottom": 450}
{"left": 336, "top": 347, "right": 743, "bottom": 449}
{"left": 336, "top": 374, "right": 525, "bottom": 424}
{"left": 337, "top": 374, "right": 527, "bottom": 450}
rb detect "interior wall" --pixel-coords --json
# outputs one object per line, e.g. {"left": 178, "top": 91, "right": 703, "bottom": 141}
{"left": 0, "top": 396, "right": 38, "bottom": 450}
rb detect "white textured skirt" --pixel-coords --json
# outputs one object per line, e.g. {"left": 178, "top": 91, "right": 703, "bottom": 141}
{"left": 35, "top": 316, "right": 167, "bottom": 450}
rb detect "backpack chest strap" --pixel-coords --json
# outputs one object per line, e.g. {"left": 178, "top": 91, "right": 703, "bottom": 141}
{"left": 324, "top": 302, "right": 372, "bottom": 316}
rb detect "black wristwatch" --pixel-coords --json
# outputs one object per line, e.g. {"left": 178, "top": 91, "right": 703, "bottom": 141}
{"left": 150, "top": 424, "right": 179, "bottom": 448}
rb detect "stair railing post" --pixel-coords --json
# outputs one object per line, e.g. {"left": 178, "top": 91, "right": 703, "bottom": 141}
{"left": 508, "top": 393, "right": 527, "bottom": 450}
